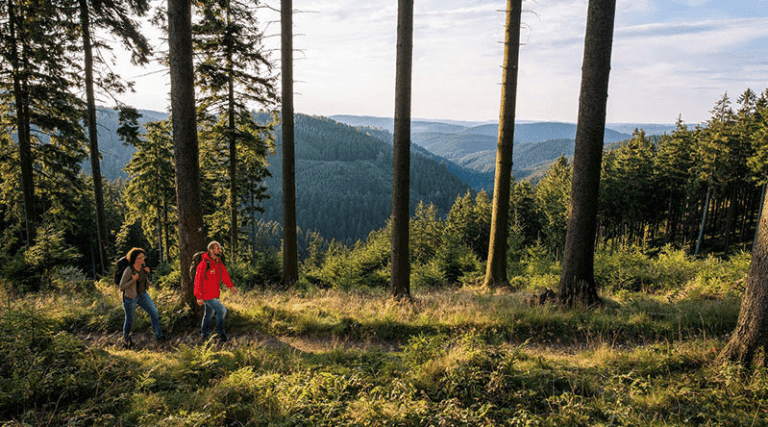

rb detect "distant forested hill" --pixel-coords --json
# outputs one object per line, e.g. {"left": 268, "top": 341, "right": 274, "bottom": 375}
{"left": 87, "top": 109, "right": 469, "bottom": 243}
{"left": 257, "top": 114, "right": 471, "bottom": 243}
{"left": 332, "top": 115, "right": 676, "bottom": 190}
{"left": 84, "top": 108, "right": 169, "bottom": 180}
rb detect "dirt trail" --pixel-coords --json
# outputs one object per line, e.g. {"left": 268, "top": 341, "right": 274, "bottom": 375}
{"left": 78, "top": 330, "right": 404, "bottom": 354}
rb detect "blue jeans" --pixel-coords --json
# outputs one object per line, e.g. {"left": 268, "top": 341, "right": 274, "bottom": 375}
{"left": 123, "top": 292, "right": 164, "bottom": 339}
{"left": 201, "top": 298, "right": 227, "bottom": 338}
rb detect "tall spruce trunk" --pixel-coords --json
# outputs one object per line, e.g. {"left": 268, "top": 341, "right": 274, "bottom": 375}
{"left": 228, "top": 71, "right": 238, "bottom": 262}
{"left": 755, "top": 184, "right": 767, "bottom": 251}
{"left": 79, "top": 0, "right": 109, "bottom": 275}
{"left": 8, "top": 0, "right": 36, "bottom": 247}
{"left": 390, "top": 0, "right": 414, "bottom": 300}
{"left": 719, "top": 192, "right": 768, "bottom": 367}
{"left": 483, "top": 0, "right": 522, "bottom": 289}
{"left": 695, "top": 185, "right": 712, "bottom": 256}
{"left": 722, "top": 186, "right": 738, "bottom": 253}
{"left": 558, "top": 0, "right": 616, "bottom": 308}
{"left": 281, "top": 0, "right": 298, "bottom": 285}
{"left": 168, "top": 0, "right": 206, "bottom": 312}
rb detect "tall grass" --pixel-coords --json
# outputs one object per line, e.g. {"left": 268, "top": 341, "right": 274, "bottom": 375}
{"left": 0, "top": 246, "right": 759, "bottom": 426}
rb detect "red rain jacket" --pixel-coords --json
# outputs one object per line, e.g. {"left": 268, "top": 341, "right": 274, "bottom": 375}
{"left": 193, "top": 252, "right": 233, "bottom": 301}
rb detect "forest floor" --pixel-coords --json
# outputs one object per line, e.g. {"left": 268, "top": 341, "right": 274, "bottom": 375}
{"left": 77, "top": 329, "right": 407, "bottom": 354}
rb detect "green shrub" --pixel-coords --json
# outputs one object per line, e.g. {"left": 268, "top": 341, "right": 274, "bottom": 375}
{"left": 412, "top": 261, "right": 446, "bottom": 289}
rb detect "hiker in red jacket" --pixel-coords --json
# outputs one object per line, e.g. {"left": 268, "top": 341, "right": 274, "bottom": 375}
{"left": 193, "top": 241, "right": 238, "bottom": 342}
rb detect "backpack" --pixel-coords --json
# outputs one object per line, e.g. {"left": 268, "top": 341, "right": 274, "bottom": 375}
{"left": 113, "top": 257, "right": 131, "bottom": 286}
{"left": 189, "top": 251, "right": 210, "bottom": 281}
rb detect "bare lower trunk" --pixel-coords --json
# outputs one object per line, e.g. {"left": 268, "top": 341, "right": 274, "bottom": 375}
{"left": 557, "top": 0, "right": 615, "bottom": 308}
{"left": 390, "top": 0, "right": 414, "bottom": 300}
{"left": 719, "top": 192, "right": 768, "bottom": 367}
{"left": 9, "top": 1, "right": 36, "bottom": 247}
{"left": 281, "top": 0, "right": 298, "bottom": 285}
{"left": 169, "top": 0, "right": 206, "bottom": 313}
{"left": 79, "top": 0, "right": 108, "bottom": 275}
{"left": 483, "top": 0, "right": 522, "bottom": 289}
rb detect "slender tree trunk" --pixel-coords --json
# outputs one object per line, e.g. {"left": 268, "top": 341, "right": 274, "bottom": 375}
{"left": 156, "top": 201, "right": 163, "bottom": 259}
{"left": 558, "top": 0, "right": 616, "bottom": 308}
{"left": 168, "top": 0, "right": 206, "bottom": 312}
{"left": 163, "top": 198, "right": 170, "bottom": 262}
{"left": 8, "top": 0, "right": 36, "bottom": 247}
{"left": 225, "top": 4, "right": 239, "bottom": 262}
{"left": 755, "top": 183, "right": 767, "bottom": 251}
{"left": 484, "top": 0, "right": 522, "bottom": 289}
{"left": 228, "top": 68, "right": 238, "bottom": 262}
{"left": 281, "top": 0, "right": 298, "bottom": 285}
{"left": 78, "top": 0, "right": 109, "bottom": 275}
{"left": 738, "top": 187, "right": 750, "bottom": 247}
{"left": 695, "top": 185, "right": 712, "bottom": 256}
{"left": 665, "top": 195, "right": 677, "bottom": 244}
{"left": 719, "top": 192, "right": 768, "bottom": 367}
{"left": 713, "top": 196, "right": 723, "bottom": 242}
{"left": 722, "top": 186, "right": 736, "bottom": 253}
{"left": 390, "top": 0, "right": 414, "bottom": 300}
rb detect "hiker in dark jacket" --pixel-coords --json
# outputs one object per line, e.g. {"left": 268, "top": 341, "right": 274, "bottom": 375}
{"left": 119, "top": 248, "right": 166, "bottom": 346}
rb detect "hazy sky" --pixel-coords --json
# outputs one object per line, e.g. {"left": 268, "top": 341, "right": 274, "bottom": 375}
{"left": 118, "top": 0, "right": 768, "bottom": 125}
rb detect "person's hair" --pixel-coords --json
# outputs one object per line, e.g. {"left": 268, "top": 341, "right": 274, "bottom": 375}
{"left": 125, "top": 247, "right": 141, "bottom": 259}
{"left": 207, "top": 241, "right": 221, "bottom": 252}
{"left": 128, "top": 248, "right": 146, "bottom": 266}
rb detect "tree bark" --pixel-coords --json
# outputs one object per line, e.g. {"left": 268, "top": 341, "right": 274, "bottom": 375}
{"left": 281, "top": 0, "right": 298, "bottom": 285}
{"left": 8, "top": 0, "right": 36, "bottom": 247}
{"left": 719, "top": 192, "right": 768, "bottom": 367}
{"left": 722, "top": 186, "right": 737, "bottom": 253}
{"left": 168, "top": 0, "right": 206, "bottom": 312}
{"left": 484, "top": 0, "right": 522, "bottom": 289}
{"left": 695, "top": 185, "right": 712, "bottom": 256}
{"left": 390, "top": 0, "right": 414, "bottom": 300}
{"left": 228, "top": 67, "right": 238, "bottom": 262}
{"left": 558, "top": 0, "right": 616, "bottom": 308}
{"left": 78, "top": 0, "right": 109, "bottom": 275}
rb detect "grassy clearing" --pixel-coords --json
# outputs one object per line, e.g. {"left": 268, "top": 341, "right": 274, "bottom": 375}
{"left": 1, "top": 249, "right": 764, "bottom": 426}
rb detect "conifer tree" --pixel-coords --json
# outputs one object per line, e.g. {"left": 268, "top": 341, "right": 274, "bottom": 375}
{"left": 391, "top": 0, "right": 414, "bottom": 300}
{"left": 534, "top": 156, "right": 571, "bottom": 256}
{"left": 655, "top": 118, "right": 696, "bottom": 245}
{"left": 0, "top": 0, "right": 84, "bottom": 248}
{"left": 168, "top": 0, "right": 205, "bottom": 311}
{"left": 192, "top": 0, "right": 277, "bottom": 261}
{"left": 719, "top": 192, "right": 768, "bottom": 367}
{"left": 74, "top": 0, "right": 152, "bottom": 274}
{"left": 124, "top": 120, "right": 177, "bottom": 262}
{"left": 484, "top": 0, "right": 523, "bottom": 288}
{"left": 558, "top": 0, "right": 616, "bottom": 307}
{"left": 281, "top": 0, "right": 298, "bottom": 285}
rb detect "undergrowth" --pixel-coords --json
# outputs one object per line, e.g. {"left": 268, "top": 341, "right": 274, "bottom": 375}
{"left": 0, "top": 247, "right": 760, "bottom": 426}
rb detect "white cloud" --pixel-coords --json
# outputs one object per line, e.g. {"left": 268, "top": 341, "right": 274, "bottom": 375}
{"left": 113, "top": 0, "right": 768, "bottom": 124}
{"left": 609, "top": 17, "right": 768, "bottom": 122}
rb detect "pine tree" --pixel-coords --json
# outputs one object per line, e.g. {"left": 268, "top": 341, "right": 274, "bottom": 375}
{"left": 74, "top": 0, "right": 152, "bottom": 275}
{"left": 719, "top": 192, "right": 768, "bottom": 367}
{"left": 0, "top": 0, "right": 85, "bottom": 248}
{"left": 168, "top": 0, "right": 205, "bottom": 311}
{"left": 484, "top": 0, "right": 523, "bottom": 288}
{"left": 124, "top": 120, "right": 177, "bottom": 262}
{"left": 193, "top": 0, "right": 277, "bottom": 261}
{"left": 558, "top": 0, "right": 616, "bottom": 307}
{"left": 391, "top": 0, "right": 414, "bottom": 301}
{"left": 281, "top": 0, "right": 298, "bottom": 285}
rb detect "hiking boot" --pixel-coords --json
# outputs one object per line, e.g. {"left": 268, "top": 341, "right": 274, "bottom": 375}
{"left": 217, "top": 333, "right": 228, "bottom": 343}
{"left": 122, "top": 336, "right": 134, "bottom": 349}
{"left": 156, "top": 334, "right": 168, "bottom": 342}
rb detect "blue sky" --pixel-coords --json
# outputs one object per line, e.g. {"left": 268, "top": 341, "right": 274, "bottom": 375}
{"left": 119, "top": 0, "right": 768, "bottom": 125}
